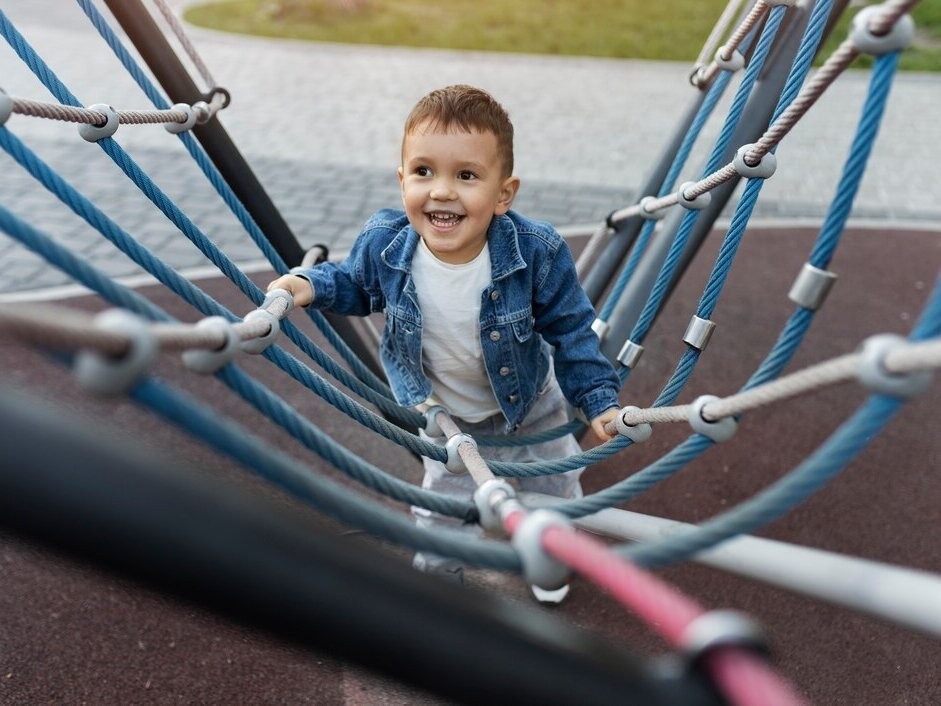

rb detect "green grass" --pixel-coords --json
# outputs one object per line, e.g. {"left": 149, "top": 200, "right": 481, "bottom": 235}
{"left": 185, "top": 0, "right": 941, "bottom": 71}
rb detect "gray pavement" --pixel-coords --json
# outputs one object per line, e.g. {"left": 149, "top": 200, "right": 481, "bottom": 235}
{"left": 0, "top": 0, "right": 939, "bottom": 298}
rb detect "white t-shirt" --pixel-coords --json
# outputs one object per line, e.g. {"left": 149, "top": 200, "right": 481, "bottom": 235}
{"left": 411, "top": 239, "right": 501, "bottom": 422}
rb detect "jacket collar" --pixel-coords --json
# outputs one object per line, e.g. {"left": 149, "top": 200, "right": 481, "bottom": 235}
{"left": 380, "top": 213, "right": 527, "bottom": 280}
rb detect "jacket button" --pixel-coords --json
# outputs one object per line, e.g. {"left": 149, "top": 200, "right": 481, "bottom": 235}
{"left": 508, "top": 393, "right": 519, "bottom": 403}
{"left": 499, "top": 366, "right": 510, "bottom": 376}
{"left": 489, "top": 330, "right": 501, "bottom": 342}
{"left": 490, "top": 290, "right": 500, "bottom": 301}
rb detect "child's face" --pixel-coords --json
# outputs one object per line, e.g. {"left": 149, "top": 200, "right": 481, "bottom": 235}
{"left": 398, "top": 122, "right": 519, "bottom": 265}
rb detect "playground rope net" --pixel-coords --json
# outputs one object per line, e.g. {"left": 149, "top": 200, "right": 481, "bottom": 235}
{"left": 0, "top": 0, "right": 938, "bottom": 704}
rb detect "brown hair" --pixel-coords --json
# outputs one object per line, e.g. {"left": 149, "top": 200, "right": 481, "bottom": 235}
{"left": 403, "top": 84, "right": 514, "bottom": 176}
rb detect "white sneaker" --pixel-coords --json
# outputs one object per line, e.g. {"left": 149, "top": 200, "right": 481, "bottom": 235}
{"left": 530, "top": 583, "right": 570, "bottom": 605}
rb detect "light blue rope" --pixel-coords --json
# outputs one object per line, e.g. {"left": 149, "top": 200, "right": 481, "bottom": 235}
{"left": 695, "top": 0, "right": 837, "bottom": 321}
{"left": 549, "top": 1, "right": 899, "bottom": 519}
{"left": 626, "top": 0, "right": 835, "bottom": 402}
{"left": 133, "top": 375, "right": 517, "bottom": 568}
{"left": 489, "top": 435, "right": 632, "bottom": 477}
{"left": 625, "top": 269, "right": 939, "bottom": 569}
{"left": 0, "top": 8, "right": 429, "bottom": 429}
{"left": 73, "top": 0, "right": 395, "bottom": 400}
{"left": 414, "top": 2, "right": 818, "bottom": 472}
{"left": 0, "top": 127, "right": 433, "bottom": 456}
{"left": 628, "top": 6, "right": 788, "bottom": 348}
{"left": 0, "top": 203, "right": 464, "bottom": 515}
{"left": 134, "top": 376, "right": 517, "bottom": 568}
{"left": 617, "top": 52, "right": 936, "bottom": 566}
{"left": 598, "top": 68, "right": 735, "bottom": 321}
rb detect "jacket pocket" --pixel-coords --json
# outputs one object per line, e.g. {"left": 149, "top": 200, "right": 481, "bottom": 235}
{"left": 509, "top": 308, "right": 535, "bottom": 342}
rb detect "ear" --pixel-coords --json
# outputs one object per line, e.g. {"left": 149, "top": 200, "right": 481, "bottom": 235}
{"left": 397, "top": 166, "right": 406, "bottom": 203}
{"left": 493, "top": 175, "right": 520, "bottom": 216}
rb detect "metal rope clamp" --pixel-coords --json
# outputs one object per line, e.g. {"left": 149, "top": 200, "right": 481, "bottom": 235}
{"left": 591, "top": 317, "right": 610, "bottom": 341}
{"left": 74, "top": 309, "right": 158, "bottom": 395}
{"left": 181, "top": 316, "right": 240, "bottom": 374}
{"left": 165, "top": 102, "right": 198, "bottom": 134}
{"left": 850, "top": 6, "right": 915, "bottom": 56}
{"left": 78, "top": 103, "right": 119, "bottom": 142}
{"left": 682, "top": 609, "right": 770, "bottom": 670}
{"left": 688, "top": 395, "right": 737, "bottom": 443}
{"left": 473, "top": 479, "right": 518, "bottom": 533}
{"left": 0, "top": 89, "right": 13, "bottom": 126}
{"left": 676, "top": 181, "right": 712, "bottom": 211}
{"left": 423, "top": 405, "right": 447, "bottom": 438}
{"left": 733, "top": 144, "right": 777, "bottom": 179}
{"left": 511, "top": 509, "right": 572, "bottom": 591}
{"left": 240, "top": 309, "right": 280, "bottom": 354}
{"left": 856, "top": 333, "right": 933, "bottom": 399}
{"left": 444, "top": 433, "right": 477, "bottom": 475}
{"left": 615, "top": 406, "right": 653, "bottom": 443}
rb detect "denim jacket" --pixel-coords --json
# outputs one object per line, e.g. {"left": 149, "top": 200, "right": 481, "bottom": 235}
{"left": 297, "top": 209, "right": 620, "bottom": 430}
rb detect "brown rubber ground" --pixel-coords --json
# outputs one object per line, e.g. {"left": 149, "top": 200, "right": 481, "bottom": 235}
{"left": 1, "top": 225, "right": 939, "bottom": 704}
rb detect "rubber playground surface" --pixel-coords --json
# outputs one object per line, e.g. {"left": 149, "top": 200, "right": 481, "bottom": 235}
{"left": 1, "top": 224, "right": 940, "bottom": 704}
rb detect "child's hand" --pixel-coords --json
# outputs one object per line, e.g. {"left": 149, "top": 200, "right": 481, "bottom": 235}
{"left": 267, "top": 274, "right": 314, "bottom": 308}
{"left": 589, "top": 407, "right": 620, "bottom": 443}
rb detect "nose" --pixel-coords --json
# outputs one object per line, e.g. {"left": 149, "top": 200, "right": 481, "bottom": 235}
{"left": 429, "top": 178, "right": 457, "bottom": 201}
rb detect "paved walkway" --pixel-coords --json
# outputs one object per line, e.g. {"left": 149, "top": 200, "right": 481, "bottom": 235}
{"left": 0, "top": 0, "right": 939, "bottom": 297}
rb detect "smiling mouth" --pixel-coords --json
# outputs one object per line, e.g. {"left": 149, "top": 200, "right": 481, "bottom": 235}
{"left": 427, "top": 211, "right": 464, "bottom": 229}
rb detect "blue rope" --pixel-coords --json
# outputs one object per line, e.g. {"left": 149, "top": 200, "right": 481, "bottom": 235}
{"left": 133, "top": 375, "right": 517, "bottom": 569}
{"left": 626, "top": 0, "right": 835, "bottom": 403}
{"left": 489, "top": 435, "right": 632, "bottom": 477}
{"left": 73, "top": 0, "right": 396, "bottom": 401}
{"left": 628, "top": 6, "right": 788, "bottom": 347}
{"left": 625, "top": 269, "right": 939, "bottom": 569}
{"left": 549, "top": 1, "right": 898, "bottom": 520}
{"left": 598, "top": 69, "right": 735, "bottom": 321}
{"left": 0, "top": 203, "right": 463, "bottom": 515}
{"left": 552, "top": 435, "right": 715, "bottom": 519}
{"left": 694, "top": 0, "right": 837, "bottom": 321}
{"left": 0, "top": 126, "right": 429, "bottom": 452}
{"left": 0, "top": 8, "right": 430, "bottom": 428}
{"left": 625, "top": 395, "right": 904, "bottom": 568}
{"left": 613, "top": 54, "right": 934, "bottom": 567}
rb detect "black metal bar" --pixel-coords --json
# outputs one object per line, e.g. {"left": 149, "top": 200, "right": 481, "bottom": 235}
{"left": 0, "top": 387, "right": 718, "bottom": 706}
{"left": 102, "top": 0, "right": 302, "bottom": 264}
{"left": 102, "top": 0, "right": 388, "bottom": 384}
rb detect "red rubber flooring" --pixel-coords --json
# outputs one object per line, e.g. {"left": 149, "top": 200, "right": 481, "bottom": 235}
{"left": 1, "top": 225, "right": 939, "bottom": 704}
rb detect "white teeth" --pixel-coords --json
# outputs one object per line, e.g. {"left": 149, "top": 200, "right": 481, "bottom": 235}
{"left": 429, "top": 212, "right": 462, "bottom": 226}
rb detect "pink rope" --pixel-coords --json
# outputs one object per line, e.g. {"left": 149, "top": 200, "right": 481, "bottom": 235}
{"left": 504, "top": 510, "right": 807, "bottom": 706}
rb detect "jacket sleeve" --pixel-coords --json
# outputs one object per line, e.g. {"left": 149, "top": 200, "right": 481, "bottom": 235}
{"left": 531, "top": 238, "right": 621, "bottom": 421}
{"left": 292, "top": 224, "right": 386, "bottom": 317}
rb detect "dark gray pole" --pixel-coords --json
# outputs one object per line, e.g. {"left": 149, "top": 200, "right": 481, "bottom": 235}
{"left": 102, "top": 0, "right": 388, "bottom": 383}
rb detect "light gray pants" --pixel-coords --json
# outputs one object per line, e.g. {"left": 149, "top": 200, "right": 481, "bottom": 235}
{"left": 412, "top": 370, "right": 583, "bottom": 573}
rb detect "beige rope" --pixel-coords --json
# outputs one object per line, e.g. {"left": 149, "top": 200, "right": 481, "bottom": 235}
{"left": 433, "top": 409, "right": 497, "bottom": 486}
{"left": 0, "top": 298, "right": 289, "bottom": 355}
{"left": 10, "top": 96, "right": 191, "bottom": 129}
{"left": 150, "top": 0, "right": 217, "bottom": 90}
{"left": 611, "top": 1, "right": 916, "bottom": 227}
{"left": 693, "top": 0, "right": 750, "bottom": 72}
{"left": 695, "top": 0, "right": 772, "bottom": 88}
{"left": 611, "top": 338, "right": 940, "bottom": 434}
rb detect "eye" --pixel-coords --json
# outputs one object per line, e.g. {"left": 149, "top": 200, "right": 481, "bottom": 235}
{"left": 415, "top": 166, "right": 432, "bottom": 177}
{"left": 458, "top": 170, "right": 477, "bottom": 181}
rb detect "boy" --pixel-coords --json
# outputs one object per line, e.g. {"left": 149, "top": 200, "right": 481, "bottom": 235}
{"left": 268, "top": 85, "right": 620, "bottom": 602}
